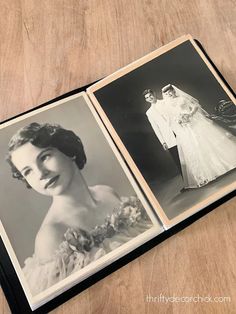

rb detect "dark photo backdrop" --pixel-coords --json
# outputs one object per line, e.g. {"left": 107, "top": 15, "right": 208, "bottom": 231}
{"left": 94, "top": 41, "right": 232, "bottom": 186}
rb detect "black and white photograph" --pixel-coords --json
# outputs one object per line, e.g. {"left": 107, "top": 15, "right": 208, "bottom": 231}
{"left": 0, "top": 93, "right": 161, "bottom": 309}
{"left": 88, "top": 35, "right": 236, "bottom": 226}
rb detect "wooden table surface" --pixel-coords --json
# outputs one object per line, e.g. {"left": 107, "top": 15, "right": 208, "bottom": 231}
{"left": 0, "top": 1, "right": 235, "bottom": 313}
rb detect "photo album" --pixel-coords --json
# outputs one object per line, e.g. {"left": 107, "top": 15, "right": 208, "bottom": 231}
{"left": 0, "top": 34, "right": 235, "bottom": 313}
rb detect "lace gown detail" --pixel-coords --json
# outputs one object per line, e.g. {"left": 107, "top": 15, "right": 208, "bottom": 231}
{"left": 23, "top": 196, "right": 153, "bottom": 296}
{"left": 165, "top": 96, "right": 236, "bottom": 188}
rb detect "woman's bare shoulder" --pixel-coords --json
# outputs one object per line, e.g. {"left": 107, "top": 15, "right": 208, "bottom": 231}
{"left": 35, "top": 223, "right": 65, "bottom": 261}
{"left": 89, "top": 185, "right": 121, "bottom": 213}
{"left": 90, "top": 185, "right": 120, "bottom": 200}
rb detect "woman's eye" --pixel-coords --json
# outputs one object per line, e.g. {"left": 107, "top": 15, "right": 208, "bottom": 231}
{"left": 23, "top": 169, "right": 32, "bottom": 177}
{"left": 41, "top": 154, "right": 51, "bottom": 162}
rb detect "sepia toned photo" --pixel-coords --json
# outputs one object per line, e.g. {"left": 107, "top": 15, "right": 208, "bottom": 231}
{"left": 88, "top": 35, "right": 236, "bottom": 227}
{"left": 0, "top": 93, "right": 161, "bottom": 309}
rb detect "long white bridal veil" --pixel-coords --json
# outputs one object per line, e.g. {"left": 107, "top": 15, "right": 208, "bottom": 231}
{"left": 172, "top": 85, "right": 199, "bottom": 103}
{"left": 163, "top": 84, "right": 209, "bottom": 115}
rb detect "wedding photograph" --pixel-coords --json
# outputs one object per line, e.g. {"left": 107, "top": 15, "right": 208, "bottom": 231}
{"left": 0, "top": 93, "right": 161, "bottom": 308}
{"left": 88, "top": 36, "right": 236, "bottom": 225}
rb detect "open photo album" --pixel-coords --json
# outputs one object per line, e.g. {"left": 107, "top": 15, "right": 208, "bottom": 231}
{"left": 0, "top": 34, "right": 235, "bottom": 313}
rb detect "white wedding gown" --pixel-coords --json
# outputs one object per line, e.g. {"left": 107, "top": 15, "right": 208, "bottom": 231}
{"left": 164, "top": 95, "right": 236, "bottom": 188}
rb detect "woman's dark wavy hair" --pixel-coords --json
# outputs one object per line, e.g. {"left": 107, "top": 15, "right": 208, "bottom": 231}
{"left": 6, "top": 122, "right": 87, "bottom": 188}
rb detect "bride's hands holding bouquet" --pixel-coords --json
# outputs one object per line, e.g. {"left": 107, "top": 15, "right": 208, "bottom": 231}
{"left": 178, "top": 113, "right": 191, "bottom": 125}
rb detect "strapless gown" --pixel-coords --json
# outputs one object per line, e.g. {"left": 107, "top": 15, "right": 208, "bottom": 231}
{"left": 23, "top": 196, "right": 153, "bottom": 296}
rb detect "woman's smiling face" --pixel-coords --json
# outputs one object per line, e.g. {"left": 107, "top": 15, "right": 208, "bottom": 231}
{"left": 11, "top": 142, "right": 76, "bottom": 196}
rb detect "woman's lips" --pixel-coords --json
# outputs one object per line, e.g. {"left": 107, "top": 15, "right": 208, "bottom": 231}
{"left": 44, "top": 175, "right": 60, "bottom": 189}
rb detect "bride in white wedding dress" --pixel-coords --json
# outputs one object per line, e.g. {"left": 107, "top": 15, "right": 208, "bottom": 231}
{"left": 161, "top": 84, "right": 236, "bottom": 189}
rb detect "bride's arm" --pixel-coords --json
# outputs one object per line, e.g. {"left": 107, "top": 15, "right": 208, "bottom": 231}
{"left": 187, "top": 98, "right": 200, "bottom": 116}
{"left": 179, "top": 97, "right": 199, "bottom": 123}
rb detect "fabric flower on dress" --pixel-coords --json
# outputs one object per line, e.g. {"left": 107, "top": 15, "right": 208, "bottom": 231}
{"left": 56, "top": 196, "right": 149, "bottom": 259}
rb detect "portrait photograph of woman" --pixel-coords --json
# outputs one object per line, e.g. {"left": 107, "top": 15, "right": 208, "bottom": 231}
{"left": 88, "top": 35, "right": 236, "bottom": 226}
{"left": 0, "top": 93, "right": 161, "bottom": 308}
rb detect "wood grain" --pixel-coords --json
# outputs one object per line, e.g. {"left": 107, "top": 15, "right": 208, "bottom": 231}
{"left": 0, "top": 0, "right": 235, "bottom": 313}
